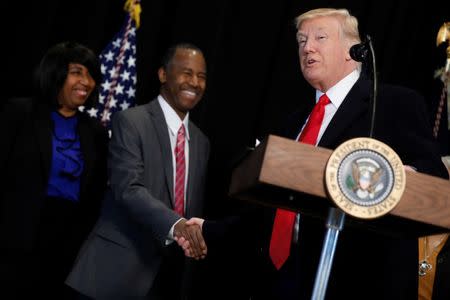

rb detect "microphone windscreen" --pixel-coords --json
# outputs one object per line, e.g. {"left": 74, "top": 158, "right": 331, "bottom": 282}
{"left": 350, "top": 43, "right": 369, "bottom": 62}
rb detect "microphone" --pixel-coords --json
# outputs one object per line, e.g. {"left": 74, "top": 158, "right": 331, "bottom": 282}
{"left": 349, "top": 41, "right": 369, "bottom": 62}
{"left": 350, "top": 35, "right": 377, "bottom": 138}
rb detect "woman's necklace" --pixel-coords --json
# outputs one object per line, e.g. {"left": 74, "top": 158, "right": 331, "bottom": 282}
{"left": 418, "top": 233, "right": 448, "bottom": 276}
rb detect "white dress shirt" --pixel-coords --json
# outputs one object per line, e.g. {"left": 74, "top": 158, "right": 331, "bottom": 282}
{"left": 158, "top": 95, "right": 190, "bottom": 241}
{"left": 293, "top": 69, "right": 360, "bottom": 243}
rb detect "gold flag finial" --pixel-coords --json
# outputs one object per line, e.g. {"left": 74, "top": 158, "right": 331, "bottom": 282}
{"left": 436, "top": 22, "right": 450, "bottom": 76}
{"left": 437, "top": 22, "right": 450, "bottom": 59}
{"left": 433, "top": 22, "right": 450, "bottom": 135}
{"left": 124, "top": 0, "right": 142, "bottom": 29}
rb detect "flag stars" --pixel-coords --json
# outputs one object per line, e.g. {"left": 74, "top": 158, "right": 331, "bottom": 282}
{"left": 113, "top": 38, "right": 121, "bottom": 48}
{"left": 102, "top": 111, "right": 112, "bottom": 121}
{"left": 87, "top": 107, "right": 99, "bottom": 118}
{"left": 126, "top": 87, "right": 136, "bottom": 98}
{"left": 120, "top": 70, "right": 131, "bottom": 81}
{"left": 127, "top": 56, "right": 136, "bottom": 68}
{"left": 95, "top": 17, "right": 138, "bottom": 129}
{"left": 105, "top": 51, "right": 114, "bottom": 61}
{"left": 101, "top": 80, "right": 112, "bottom": 91}
{"left": 108, "top": 67, "right": 118, "bottom": 79}
{"left": 101, "top": 64, "right": 107, "bottom": 75}
{"left": 109, "top": 97, "right": 118, "bottom": 108}
{"left": 115, "top": 83, "right": 124, "bottom": 95}
{"left": 120, "top": 101, "right": 130, "bottom": 110}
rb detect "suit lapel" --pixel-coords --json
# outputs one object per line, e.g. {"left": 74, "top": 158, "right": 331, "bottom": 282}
{"left": 319, "top": 78, "right": 370, "bottom": 148}
{"left": 78, "top": 115, "right": 94, "bottom": 200}
{"left": 147, "top": 100, "right": 175, "bottom": 204}
{"left": 33, "top": 103, "right": 53, "bottom": 182}
{"left": 185, "top": 124, "right": 198, "bottom": 217}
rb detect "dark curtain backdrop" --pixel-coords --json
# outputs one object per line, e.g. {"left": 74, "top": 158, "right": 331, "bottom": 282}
{"left": 3, "top": 0, "right": 449, "bottom": 298}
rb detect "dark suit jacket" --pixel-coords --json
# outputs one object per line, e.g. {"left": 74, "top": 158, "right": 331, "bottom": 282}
{"left": 434, "top": 238, "right": 450, "bottom": 300}
{"left": 0, "top": 97, "right": 108, "bottom": 253}
{"left": 256, "top": 78, "right": 448, "bottom": 300}
{"left": 66, "top": 99, "right": 210, "bottom": 299}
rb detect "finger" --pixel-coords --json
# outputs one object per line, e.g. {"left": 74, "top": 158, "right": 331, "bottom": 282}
{"left": 182, "top": 228, "right": 200, "bottom": 258}
{"left": 191, "top": 225, "right": 207, "bottom": 254}
{"left": 175, "top": 236, "right": 184, "bottom": 246}
{"left": 182, "top": 240, "right": 190, "bottom": 250}
{"left": 185, "top": 219, "right": 196, "bottom": 226}
{"left": 186, "top": 225, "right": 202, "bottom": 257}
{"left": 186, "top": 217, "right": 204, "bottom": 228}
{"left": 184, "top": 249, "right": 192, "bottom": 257}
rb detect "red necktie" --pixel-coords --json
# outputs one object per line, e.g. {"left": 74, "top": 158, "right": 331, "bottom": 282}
{"left": 269, "top": 94, "right": 330, "bottom": 270}
{"left": 174, "top": 124, "right": 186, "bottom": 216}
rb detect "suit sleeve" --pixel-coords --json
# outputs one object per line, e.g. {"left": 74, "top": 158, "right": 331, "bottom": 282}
{"left": 108, "top": 111, "right": 180, "bottom": 244}
{"left": 0, "top": 99, "right": 25, "bottom": 169}
{"left": 395, "top": 89, "right": 448, "bottom": 179}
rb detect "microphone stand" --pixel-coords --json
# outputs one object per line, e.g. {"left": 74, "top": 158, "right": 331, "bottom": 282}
{"left": 310, "top": 35, "right": 377, "bottom": 300}
{"left": 367, "top": 35, "right": 377, "bottom": 138}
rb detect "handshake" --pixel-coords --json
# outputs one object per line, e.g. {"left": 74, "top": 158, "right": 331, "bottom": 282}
{"left": 173, "top": 217, "right": 207, "bottom": 260}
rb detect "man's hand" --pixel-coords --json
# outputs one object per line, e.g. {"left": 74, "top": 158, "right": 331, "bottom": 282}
{"left": 404, "top": 165, "right": 417, "bottom": 172}
{"left": 174, "top": 218, "right": 207, "bottom": 260}
{"left": 185, "top": 217, "right": 205, "bottom": 228}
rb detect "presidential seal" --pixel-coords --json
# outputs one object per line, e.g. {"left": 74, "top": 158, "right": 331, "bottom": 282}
{"left": 325, "top": 138, "right": 405, "bottom": 219}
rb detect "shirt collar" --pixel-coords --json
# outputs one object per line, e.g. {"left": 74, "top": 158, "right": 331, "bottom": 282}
{"left": 158, "top": 95, "right": 190, "bottom": 140}
{"left": 316, "top": 69, "right": 360, "bottom": 108}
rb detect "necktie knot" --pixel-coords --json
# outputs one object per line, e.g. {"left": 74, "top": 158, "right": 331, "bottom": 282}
{"left": 318, "top": 93, "right": 331, "bottom": 106}
{"left": 178, "top": 124, "right": 185, "bottom": 139}
{"left": 298, "top": 94, "right": 330, "bottom": 145}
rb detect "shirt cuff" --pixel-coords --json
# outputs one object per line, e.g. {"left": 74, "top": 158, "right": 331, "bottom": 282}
{"left": 165, "top": 218, "right": 184, "bottom": 245}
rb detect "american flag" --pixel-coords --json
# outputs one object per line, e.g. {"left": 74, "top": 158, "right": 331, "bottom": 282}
{"left": 431, "top": 22, "right": 450, "bottom": 156}
{"left": 82, "top": 0, "right": 141, "bottom": 134}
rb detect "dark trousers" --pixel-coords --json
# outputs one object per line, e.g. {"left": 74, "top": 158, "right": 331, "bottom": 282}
{"left": 146, "top": 244, "right": 187, "bottom": 300}
{"left": 254, "top": 216, "right": 328, "bottom": 300}
{"left": 265, "top": 243, "right": 316, "bottom": 300}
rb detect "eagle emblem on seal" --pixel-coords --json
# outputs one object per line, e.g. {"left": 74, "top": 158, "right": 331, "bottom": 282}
{"left": 345, "top": 158, "right": 384, "bottom": 200}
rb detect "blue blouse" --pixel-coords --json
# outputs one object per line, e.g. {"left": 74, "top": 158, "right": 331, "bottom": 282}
{"left": 46, "top": 111, "right": 84, "bottom": 201}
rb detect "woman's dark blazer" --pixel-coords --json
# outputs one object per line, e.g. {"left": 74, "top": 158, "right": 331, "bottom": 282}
{"left": 0, "top": 97, "right": 108, "bottom": 253}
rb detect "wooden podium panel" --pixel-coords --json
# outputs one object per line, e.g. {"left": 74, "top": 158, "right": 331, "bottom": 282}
{"left": 229, "top": 135, "right": 450, "bottom": 237}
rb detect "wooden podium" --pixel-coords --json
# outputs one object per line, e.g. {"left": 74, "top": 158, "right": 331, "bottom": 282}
{"left": 229, "top": 134, "right": 450, "bottom": 237}
{"left": 229, "top": 134, "right": 450, "bottom": 299}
